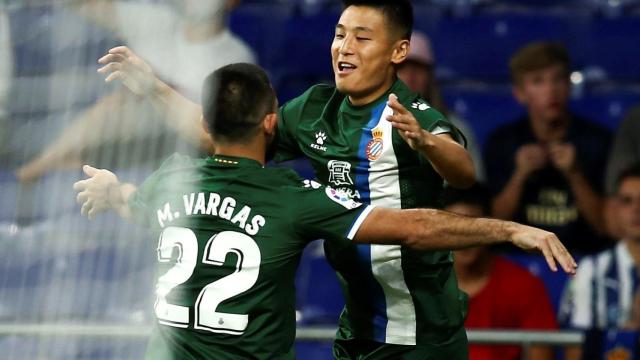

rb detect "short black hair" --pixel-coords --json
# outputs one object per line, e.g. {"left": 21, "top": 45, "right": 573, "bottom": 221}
{"left": 201, "top": 63, "right": 276, "bottom": 143}
{"left": 616, "top": 162, "right": 640, "bottom": 193}
{"left": 342, "top": 0, "right": 413, "bottom": 40}
{"left": 442, "top": 183, "right": 491, "bottom": 216}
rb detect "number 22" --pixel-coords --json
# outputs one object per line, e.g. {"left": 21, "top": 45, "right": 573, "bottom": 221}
{"left": 155, "top": 227, "right": 261, "bottom": 335}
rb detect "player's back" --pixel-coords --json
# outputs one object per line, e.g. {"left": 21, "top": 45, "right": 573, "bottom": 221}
{"left": 131, "top": 154, "right": 372, "bottom": 360}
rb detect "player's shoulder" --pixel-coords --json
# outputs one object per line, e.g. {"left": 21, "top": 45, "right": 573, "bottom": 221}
{"left": 156, "top": 153, "right": 202, "bottom": 173}
{"left": 281, "top": 84, "right": 337, "bottom": 114}
{"left": 395, "top": 81, "right": 448, "bottom": 127}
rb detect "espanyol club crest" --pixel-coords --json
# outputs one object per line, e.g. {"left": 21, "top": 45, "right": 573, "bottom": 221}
{"left": 366, "top": 128, "right": 384, "bottom": 161}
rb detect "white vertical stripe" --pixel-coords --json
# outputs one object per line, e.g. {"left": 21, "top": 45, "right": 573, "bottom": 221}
{"left": 617, "top": 242, "right": 635, "bottom": 326}
{"left": 595, "top": 252, "right": 612, "bottom": 328}
{"left": 368, "top": 105, "right": 417, "bottom": 345}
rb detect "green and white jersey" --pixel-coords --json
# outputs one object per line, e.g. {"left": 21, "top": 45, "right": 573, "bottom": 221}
{"left": 129, "top": 154, "right": 374, "bottom": 360}
{"left": 276, "top": 79, "right": 468, "bottom": 347}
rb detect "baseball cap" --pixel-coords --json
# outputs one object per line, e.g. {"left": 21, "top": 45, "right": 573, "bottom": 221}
{"left": 406, "top": 31, "right": 435, "bottom": 66}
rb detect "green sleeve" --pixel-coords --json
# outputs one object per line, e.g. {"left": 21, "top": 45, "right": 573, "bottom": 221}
{"left": 416, "top": 106, "right": 467, "bottom": 147}
{"left": 287, "top": 183, "right": 375, "bottom": 243}
{"left": 273, "top": 103, "right": 303, "bottom": 163}
{"left": 128, "top": 153, "right": 193, "bottom": 226}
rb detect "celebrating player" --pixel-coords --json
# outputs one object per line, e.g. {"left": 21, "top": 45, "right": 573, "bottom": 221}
{"left": 74, "top": 63, "right": 575, "bottom": 360}
{"left": 91, "top": 1, "right": 571, "bottom": 358}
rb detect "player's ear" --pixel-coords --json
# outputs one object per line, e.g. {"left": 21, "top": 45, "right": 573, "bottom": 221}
{"left": 391, "top": 39, "right": 410, "bottom": 65}
{"left": 262, "top": 112, "right": 277, "bottom": 137}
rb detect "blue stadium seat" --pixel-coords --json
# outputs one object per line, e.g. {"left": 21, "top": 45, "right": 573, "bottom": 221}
{"left": 441, "top": 84, "right": 524, "bottom": 149}
{"left": 295, "top": 241, "right": 343, "bottom": 325}
{"left": 425, "top": 10, "right": 584, "bottom": 82}
{"left": 295, "top": 341, "right": 334, "bottom": 360}
{"left": 573, "top": 16, "right": 640, "bottom": 82}
{"left": 571, "top": 87, "right": 640, "bottom": 130}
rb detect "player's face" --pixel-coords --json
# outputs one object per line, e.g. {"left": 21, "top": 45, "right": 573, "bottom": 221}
{"left": 617, "top": 178, "right": 640, "bottom": 241}
{"left": 513, "top": 64, "right": 571, "bottom": 125}
{"left": 332, "top": 6, "right": 406, "bottom": 105}
{"left": 397, "top": 61, "right": 433, "bottom": 97}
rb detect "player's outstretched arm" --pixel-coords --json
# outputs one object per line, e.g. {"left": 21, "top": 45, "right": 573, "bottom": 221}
{"left": 353, "top": 207, "right": 577, "bottom": 274}
{"left": 97, "top": 46, "right": 213, "bottom": 153}
{"left": 386, "top": 94, "right": 476, "bottom": 188}
{"left": 73, "top": 165, "right": 137, "bottom": 220}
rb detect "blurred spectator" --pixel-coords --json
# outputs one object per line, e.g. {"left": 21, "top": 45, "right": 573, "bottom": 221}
{"left": 604, "top": 107, "right": 640, "bottom": 240}
{"left": 16, "top": 0, "right": 255, "bottom": 182}
{"left": 444, "top": 184, "right": 557, "bottom": 360}
{"left": 484, "top": 42, "right": 612, "bottom": 254}
{"left": 0, "top": 7, "right": 11, "bottom": 157}
{"left": 606, "top": 107, "right": 640, "bottom": 196}
{"left": 560, "top": 163, "right": 640, "bottom": 360}
{"left": 397, "top": 31, "right": 485, "bottom": 181}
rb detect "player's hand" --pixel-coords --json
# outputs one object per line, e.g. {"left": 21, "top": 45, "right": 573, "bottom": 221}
{"left": 548, "top": 142, "right": 578, "bottom": 176}
{"left": 386, "top": 94, "right": 427, "bottom": 150}
{"left": 515, "top": 143, "right": 547, "bottom": 176}
{"left": 97, "top": 46, "right": 157, "bottom": 96}
{"left": 73, "top": 165, "right": 119, "bottom": 220}
{"left": 509, "top": 223, "right": 577, "bottom": 274}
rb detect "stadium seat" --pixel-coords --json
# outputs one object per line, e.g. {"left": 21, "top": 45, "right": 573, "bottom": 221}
{"left": 441, "top": 84, "right": 524, "bottom": 149}
{"left": 424, "top": 10, "right": 585, "bottom": 82}
{"left": 295, "top": 241, "right": 344, "bottom": 325}
{"left": 573, "top": 16, "right": 640, "bottom": 82}
{"left": 570, "top": 86, "right": 640, "bottom": 130}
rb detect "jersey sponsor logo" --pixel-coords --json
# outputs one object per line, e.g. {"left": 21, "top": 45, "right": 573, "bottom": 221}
{"left": 310, "top": 131, "right": 328, "bottom": 152}
{"left": 328, "top": 160, "right": 354, "bottom": 186}
{"left": 325, "top": 187, "right": 363, "bottom": 209}
{"left": 366, "top": 128, "right": 384, "bottom": 161}
{"left": 411, "top": 101, "right": 430, "bottom": 111}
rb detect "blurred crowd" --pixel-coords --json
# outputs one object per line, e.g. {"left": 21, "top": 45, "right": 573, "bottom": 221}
{"left": 1, "top": 1, "right": 640, "bottom": 359}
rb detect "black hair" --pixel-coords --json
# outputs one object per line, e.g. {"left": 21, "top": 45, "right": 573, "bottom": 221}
{"left": 201, "top": 63, "right": 276, "bottom": 143}
{"left": 441, "top": 183, "right": 491, "bottom": 216}
{"left": 616, "top": 162, "right": 640, "bottom": 193}
{"left": 342, "top": 0, "right": 413, "bottom": 40}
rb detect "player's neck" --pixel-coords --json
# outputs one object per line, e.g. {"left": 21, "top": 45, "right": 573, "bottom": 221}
{"left": 347, "top": 74, "right": 396, "bottom": 107}
{"left": 214, "top": 141, "right": 266, "bottom": 166}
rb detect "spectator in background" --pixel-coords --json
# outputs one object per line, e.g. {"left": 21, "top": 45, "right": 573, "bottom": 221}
{"left": 604, "top": 107, "right": 640, "bottom": 239}
{"left": 397, "top": 31, "right": 485, "bottom": 181}
{"left": 0, "top": 8, "right": 11, "bottom": 157}
{"left": 16, "top": 0, "right": 255, "bottom": 182}
{"left": 561, "top": 163, "right": 640, "bottom": 360}
{"left": 484, "top": 42, "right": 612, "bottom": 254}
{"left": 444, "top": 184, "right": 557, "bottom": 360}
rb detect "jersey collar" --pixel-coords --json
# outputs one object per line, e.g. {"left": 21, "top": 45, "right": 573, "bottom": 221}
{"left": 341, "top": 78, "right": 408, "bottom": 115}
{"left": 207, "top": 155, "right": 264, "bottom": 168}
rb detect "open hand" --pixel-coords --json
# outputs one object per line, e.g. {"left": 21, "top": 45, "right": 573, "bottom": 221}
{"left": 386, "top": 94, "right": 427, "bottom": 150}
{"left": 510, "top": 223, "right": 577, "bottom": 274}
{"left": 97, "top": 46, "right": 156, "bottom": 96}
{"left": 73, "top": 165, "right": 119, "bottom": 219}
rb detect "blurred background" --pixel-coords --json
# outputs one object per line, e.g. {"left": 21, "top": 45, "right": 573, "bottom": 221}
{"left": 0, "top": 0, "right": 639, "bottom": 359}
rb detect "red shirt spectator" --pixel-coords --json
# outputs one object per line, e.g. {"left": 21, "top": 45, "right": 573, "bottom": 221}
{"left": 465, "top": 256, "right": 558, "bottom": 360}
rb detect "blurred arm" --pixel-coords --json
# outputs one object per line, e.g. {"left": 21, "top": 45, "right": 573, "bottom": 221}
{"left": 353, "top": 207, "right": 577, "bottom": 274}
{"left": 98, "top": 46, "right": 213, "bottom": 152}
{"left": 67, "top": 0, "right": 119, "bottom": 34}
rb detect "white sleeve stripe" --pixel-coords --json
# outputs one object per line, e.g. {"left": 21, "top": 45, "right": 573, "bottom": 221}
{"left": 347, "top": 205, "right": 376, "bottom": 240}
{"left": 430, "top": 125, "right": 450, "bottom": 135}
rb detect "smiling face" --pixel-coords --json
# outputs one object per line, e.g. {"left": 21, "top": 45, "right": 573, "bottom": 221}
{"left": 331, "top": 6, "right": 409, "bottom": 106}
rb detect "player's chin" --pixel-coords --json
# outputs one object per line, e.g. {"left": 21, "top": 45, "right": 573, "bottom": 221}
{"left": 335, "top": 79, "right": 360, "bottom": 96}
